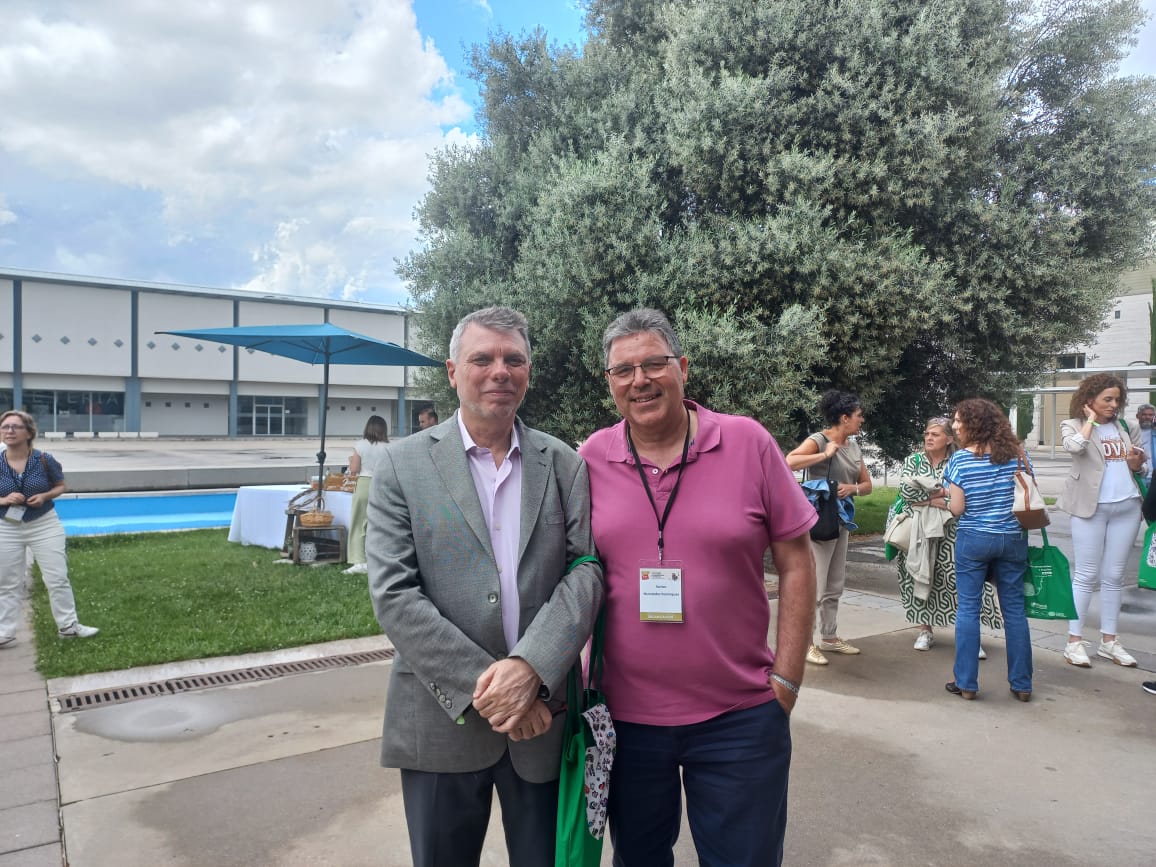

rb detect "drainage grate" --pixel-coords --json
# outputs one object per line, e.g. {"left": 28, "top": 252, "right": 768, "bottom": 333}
{"left": 57, "top": 647, "right": 394, "bottom": 712}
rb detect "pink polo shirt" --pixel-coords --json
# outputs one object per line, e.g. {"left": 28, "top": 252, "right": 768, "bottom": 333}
{"left": 579, "top": 401, "right": 816, "bottom": 725}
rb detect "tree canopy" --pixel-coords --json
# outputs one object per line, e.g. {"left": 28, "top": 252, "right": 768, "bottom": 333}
{"left": 399, "top": 0, "right": 1156, "bottom": 456}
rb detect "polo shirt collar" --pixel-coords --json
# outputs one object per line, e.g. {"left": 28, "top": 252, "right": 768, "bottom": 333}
{"left": 603, "top": 399, "right": 719, "bottom": 465}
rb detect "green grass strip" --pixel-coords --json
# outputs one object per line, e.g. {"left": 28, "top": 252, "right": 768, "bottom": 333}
{"left": 31, "top": 529, "right": 381, "bottom": 679}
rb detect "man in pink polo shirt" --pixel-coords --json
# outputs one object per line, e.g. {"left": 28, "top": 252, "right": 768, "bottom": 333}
{"left": 579, "top": 308, "right": 817, "bottom": 867}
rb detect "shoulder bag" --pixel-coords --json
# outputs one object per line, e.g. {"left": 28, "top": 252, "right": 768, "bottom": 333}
{"left": 556, "top": 557, "right": 613, "bottom": 867}
{"left": 1013, "top": 452, "right": 1049, "bottom": 530}
{"left": 1023, "top": 528, "right": 1077, "bottom": 619}
{"left": 806, "top": 434, "right": 842, "bottom": 542}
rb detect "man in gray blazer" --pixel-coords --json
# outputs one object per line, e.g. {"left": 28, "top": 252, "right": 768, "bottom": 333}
{"left": 367, "top": 306, "right": 603, "bottom": 867}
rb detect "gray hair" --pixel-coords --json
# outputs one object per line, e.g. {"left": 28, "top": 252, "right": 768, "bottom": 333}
{"left": 449, "top": 306, "right": 531, "bottom": 362}
{"left": 601, "top": 308, "right": 682, "bottom": 367}
{"left": 1139, "top": 403, "right": 1155, "bottom": 413}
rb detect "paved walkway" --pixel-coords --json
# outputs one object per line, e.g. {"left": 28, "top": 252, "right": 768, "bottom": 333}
{"left": 2, "top": 442, "right": 1155, "bottom": 865}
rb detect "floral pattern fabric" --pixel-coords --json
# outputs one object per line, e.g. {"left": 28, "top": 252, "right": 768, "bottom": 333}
{"left": 582, "top": 702, "right": 615, "bottom": 839}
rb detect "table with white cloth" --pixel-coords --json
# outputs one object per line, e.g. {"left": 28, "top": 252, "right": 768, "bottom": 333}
{"left": 227, "top": 484, "right": 354, "bottom": 549}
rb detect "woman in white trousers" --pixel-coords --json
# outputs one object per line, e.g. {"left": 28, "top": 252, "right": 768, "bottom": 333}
{"left": 0, "top": 410, "right": 98, "bottom": 647}
{"left": 1057, "top": 375, "right": 1145, "bottom": 669}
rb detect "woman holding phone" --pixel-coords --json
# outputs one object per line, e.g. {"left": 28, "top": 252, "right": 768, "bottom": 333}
{"left": 1057, "top": 374, "right": 1146, "bottom": 669}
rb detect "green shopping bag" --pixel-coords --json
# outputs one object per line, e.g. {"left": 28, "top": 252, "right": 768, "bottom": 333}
{"left": 1023, "top": 528, "right": 1077, "bottom": 619}
{"left": 1139, "top": 522, "right": 1156, "bottom": 591}
{"left": 556, "top": 560, "right": 611, "bottom": 867}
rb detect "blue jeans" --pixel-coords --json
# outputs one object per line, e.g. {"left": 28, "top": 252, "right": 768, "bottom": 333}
{"left": 954, "top": 528, "right": 1033, "bottom": 693}
{"left": 608, "top": 701, "right": 791, "bottom": 867}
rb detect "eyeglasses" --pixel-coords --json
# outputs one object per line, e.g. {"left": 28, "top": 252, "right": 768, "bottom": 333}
{"left": 0, "top": 424, "right": 26, "bottom": 431}
{"left": 605, "top": 355, "right": 677, "bottom": 382}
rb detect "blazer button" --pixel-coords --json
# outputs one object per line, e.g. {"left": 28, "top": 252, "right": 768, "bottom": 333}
{"left": 487, "top": 592, "right": 498, "bottom": 604}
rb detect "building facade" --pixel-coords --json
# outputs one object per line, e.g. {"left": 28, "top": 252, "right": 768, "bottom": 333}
{"left": 0, "top": 269, "right": 435, "bottom": 438}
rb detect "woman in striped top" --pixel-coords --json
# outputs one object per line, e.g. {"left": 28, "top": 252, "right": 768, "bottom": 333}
{"left": 942, "top": 399, "right": 1033, "bottom": 702}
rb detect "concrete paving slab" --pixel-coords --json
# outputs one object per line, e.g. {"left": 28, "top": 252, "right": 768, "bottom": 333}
{"left": 0, "top": 736, "right": 54, "bottom": 776}
{"left": 0, "top": 711, "right": 49, "bottom": 743}
{"left": 0, "top": 690, "right": 47, "bottom": 718}
{"left": 789, "top": 629, "right": 1156, "bottom": 867}
{"left": 0, "top": 843, "right": 63, "bottom": 867}
{"left": 55, "top": 664, "right": 388, "bottom": 804}
{"left": 0, "top": 765, "right": 57, "bottom": 812}
{"left": 0, "top": 802, "right": 59, "bottom": 854}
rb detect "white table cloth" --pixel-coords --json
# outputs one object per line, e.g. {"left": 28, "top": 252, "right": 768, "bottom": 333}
{"left": 227, "top": 484, "right": 354, "bottom": 549}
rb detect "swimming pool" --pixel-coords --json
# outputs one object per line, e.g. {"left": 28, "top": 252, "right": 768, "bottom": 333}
{"left": 55, "top": 491, "right": 238, "bottom": 536}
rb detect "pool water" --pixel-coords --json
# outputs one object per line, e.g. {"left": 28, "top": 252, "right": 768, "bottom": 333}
{"left": 55, "top": 492, "right": 237, "bottom": 536}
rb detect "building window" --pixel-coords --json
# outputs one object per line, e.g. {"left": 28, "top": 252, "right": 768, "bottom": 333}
{"left": 238, "top": 396, "right": 307, "bottom": 436}
{"left": 1057, "top": 353, "right": 1086, "bottom": 370}
{"left": 23, "top": 390, "right": 125, "bottom": 434}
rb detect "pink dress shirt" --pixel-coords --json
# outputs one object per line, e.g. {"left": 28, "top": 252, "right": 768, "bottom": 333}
{"left": 457, "top": 413, "right": 523, "bottom": 652}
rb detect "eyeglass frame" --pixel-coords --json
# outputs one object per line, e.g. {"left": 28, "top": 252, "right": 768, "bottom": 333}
{"left": 0, "top": 424, "right": 27, "bottom": 431}
{"left": 604, "top": 355, "right": 679, "bottom": 382}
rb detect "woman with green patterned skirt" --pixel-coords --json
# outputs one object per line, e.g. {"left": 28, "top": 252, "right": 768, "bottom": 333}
{"left": 893, "top": 417, "right": 1001, "bottom": 651}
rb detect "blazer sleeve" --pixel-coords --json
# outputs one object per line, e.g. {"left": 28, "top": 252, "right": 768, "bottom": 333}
{"left": 366, "top": 446, "right": 498, "bottom": 720}
{"left": 508, "top": 450, "right": 604, "bottom": 699}
{"left": 1060, "top": 418, "right": 1090, "bottom": 455}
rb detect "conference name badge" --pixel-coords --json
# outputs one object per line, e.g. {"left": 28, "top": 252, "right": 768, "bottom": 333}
{"left": 3, "top": 505, "right": 25, "bottom": 524}
{"left": 639, "top": 560, "right": 683, "bottom": 622}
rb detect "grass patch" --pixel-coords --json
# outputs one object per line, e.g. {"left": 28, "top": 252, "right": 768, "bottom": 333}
{"left": 31, "top": 529, "right": 381, "bottom": 679}
{"left": 851, "top": 486, "right": 897, "bottom": 535}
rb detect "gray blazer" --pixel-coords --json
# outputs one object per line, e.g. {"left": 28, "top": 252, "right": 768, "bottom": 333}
{"left": 1057, "top": 417, "right": 1143, "bottom": 519}
{"left": 366, "top": 414, "right": 603, "bottom": 783}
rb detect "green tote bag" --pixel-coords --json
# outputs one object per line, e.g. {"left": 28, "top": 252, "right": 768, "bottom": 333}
{"left": 556, "top": 558, "right": 613, "bottom": 867}
{"left": 1023, "top": 528, "right": 1077, "bottom": 620}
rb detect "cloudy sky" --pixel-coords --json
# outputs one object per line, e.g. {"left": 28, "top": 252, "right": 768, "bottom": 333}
{"left": 0, "top": 0, "right": 1152, "bottom": 307}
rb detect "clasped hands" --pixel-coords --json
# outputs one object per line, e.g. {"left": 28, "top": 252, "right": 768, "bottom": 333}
{"left": 472, "top": 657, "right": 553, "bottom": 742}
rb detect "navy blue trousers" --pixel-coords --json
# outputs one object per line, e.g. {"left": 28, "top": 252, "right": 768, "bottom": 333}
{"left": 609, "top": 700, "right": 792, "bottom": 867}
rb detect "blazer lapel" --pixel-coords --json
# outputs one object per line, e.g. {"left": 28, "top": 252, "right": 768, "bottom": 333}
{"left": 518, "top": 420, "right": 549, "bottom": 563}
{"left": 430, "top": 418, "right": 494, "bottom": 558}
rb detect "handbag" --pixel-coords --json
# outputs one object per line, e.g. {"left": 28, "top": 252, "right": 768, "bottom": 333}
{"left": 883, "top": 505, "right": 911, "bottom": 554}
{"left": 1140, "top": 522, "right": 1156, "bottom": 591}
{"left": 1012, "top": 452, "right": 1050, "bottom": 530}
{"left": 1023, "top": 528, "right": 1077, "bottom": 619}
{"left": 808, "top": 480, "right": 842, "bottom": 542}
{"left": 556, "top": 559, "right": 614, "bottom": 867}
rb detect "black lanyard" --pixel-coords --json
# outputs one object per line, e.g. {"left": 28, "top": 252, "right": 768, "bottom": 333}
{"left": 625, "top": 407, "right": 691, "bottom": 562}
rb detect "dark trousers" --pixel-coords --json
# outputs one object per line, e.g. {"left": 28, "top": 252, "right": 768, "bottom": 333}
{"left": 400, "top": 750, "right": 559, "bottom": 867}
{"left": 609, "top": 701, "right": 792, "bottom": 867}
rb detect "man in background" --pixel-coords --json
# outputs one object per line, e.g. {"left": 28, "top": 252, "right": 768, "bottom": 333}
{"left": 1135, "top": 403, "right": 1154, "bottom": 483}
{"left": 417, "top": 407, "right": 438, "bottom": 430}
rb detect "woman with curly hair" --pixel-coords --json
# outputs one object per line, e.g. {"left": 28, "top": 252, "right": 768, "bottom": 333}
{"left": 1057, "top": 374, "right": 1145, "bottom": 668}
{"left": 893, "top": 417, "right": 1002, "bottom": 653}
{"left": 942, "top": 399, "right": 1032, "bottom": 701}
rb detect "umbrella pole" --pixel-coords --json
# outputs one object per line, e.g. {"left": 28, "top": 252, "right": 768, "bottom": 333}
{"left": 317, "top": 360, "right": 329, "bottom": 492}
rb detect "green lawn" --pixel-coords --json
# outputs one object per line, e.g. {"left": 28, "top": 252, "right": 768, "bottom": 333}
{"left": 852, "top": 486, "right": 897, "bottom": 535}
{"left": 32, "top": 529, "right": 382, "bottom": 679}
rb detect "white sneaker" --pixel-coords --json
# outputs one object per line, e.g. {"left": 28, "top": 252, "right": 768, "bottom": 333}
{"left": 978, "top": 645, "right": 987, "bottom": 660}
{"left": 1064, "top": 640, "right": 1092, "bottom": 668}
{"left": 806, "top": 645, "right": 829, "bottom": 665}
{"left": 342, "top": 563, "right": 368, "bottom": 575}
{"left": 0, "top": 635, "right": 15, "bottom": 648}
{"left": 58, "top": 623, "right": 99, "bottom": 639}
{"left": 913, "top": 631, "right": 934, "bottom": 651}
{"left": 1097, "top": 639, "right": 1137, "bottom": 667}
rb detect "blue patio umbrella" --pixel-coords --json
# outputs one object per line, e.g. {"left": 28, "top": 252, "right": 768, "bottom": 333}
{"left": 159, "top": 323, "right": 441, "bottom": 481}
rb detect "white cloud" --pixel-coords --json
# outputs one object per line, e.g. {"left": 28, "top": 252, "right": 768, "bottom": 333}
{"left": 0, "top": 195, "right": 16, "bottom": 227}
{"left": 0, "top": 1, "right": 473, "bottom": 302}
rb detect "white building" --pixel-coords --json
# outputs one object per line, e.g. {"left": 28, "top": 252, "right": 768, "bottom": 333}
{"left": 1026, "top": 261, "right": 1155, "bottom": 446}
{"left": 0, "top": 268, "right": 435, "bottom": 438}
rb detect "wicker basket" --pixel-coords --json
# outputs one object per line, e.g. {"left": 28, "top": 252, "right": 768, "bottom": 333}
{"left": 298, "top": 509, "right": 334, "bottom": 528}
